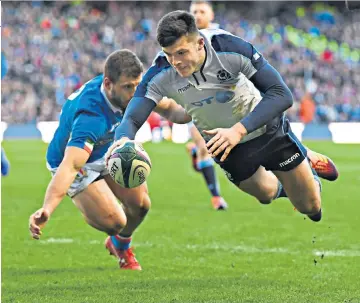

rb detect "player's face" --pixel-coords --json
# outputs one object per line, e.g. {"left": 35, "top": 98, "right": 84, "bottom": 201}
{"left": 190, "top": 3, "right": 214, "bottom": 30}
{"left": 108, "top": 74, "right": 142, "bottom": 110}
{"left": 162, "top": 35, "right": 205, "bottom": 78}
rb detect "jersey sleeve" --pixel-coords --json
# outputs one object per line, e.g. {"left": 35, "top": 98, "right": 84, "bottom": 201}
{"left": 211, "top": 32, "right": 293, "bottom": 134}
{"left": 67, "top": 105, "right": 107, "bottom": 154}
{"left": 133, "top": 55, "right": 171, "bottom": 104}
{"left": 211, "top": 33, "right": 268, "bottom": 79}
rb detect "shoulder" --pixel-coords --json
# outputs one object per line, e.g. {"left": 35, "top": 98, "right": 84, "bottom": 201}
{"left": 67, "top": 76, "right": 105, "bottom": 116}
{"left": 204, "top": 29, "right": 254, "bottom": 59}
{"left": 143, "top": 53, "right": 172, "bottom": 84}
{"left": 135, "top": 53, "right": 174, "bottom": 98}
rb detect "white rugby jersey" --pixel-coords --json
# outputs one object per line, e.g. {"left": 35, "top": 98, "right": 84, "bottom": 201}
{"left": 134, "top": 28, "right": 269, "bottom": 143}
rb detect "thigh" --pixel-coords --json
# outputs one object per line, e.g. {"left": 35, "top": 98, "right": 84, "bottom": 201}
{"left": 72, "top": 179, "right": 126, "bottom": 228}
{"left": 273, "top": 158, "right": 321, "bottom": 212}
{"left": 104, "top": 175, "right": 150, "bottom": 210}
{"left": 261, "top": 116, "right": 307, "bottom": 172}
{"left": 215, "top": 143, "right": 261, "bottom": 185}
{"left": 47, "top": 158, "right": 108, "bottom": 198}
{"left": 238, "top": 166, "right": 279, "bottom": 202}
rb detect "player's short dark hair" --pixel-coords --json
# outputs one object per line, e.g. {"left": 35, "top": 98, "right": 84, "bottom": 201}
{"left": 104, "top": 49, "right": 143, "bottom": 83}
{"left": 157, "top": 11, "right": 199, "bottom": 47}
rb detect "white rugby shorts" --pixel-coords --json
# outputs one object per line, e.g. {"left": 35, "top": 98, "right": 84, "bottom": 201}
{"left": 46, "top": 158, "right": 109, "bottom": 198}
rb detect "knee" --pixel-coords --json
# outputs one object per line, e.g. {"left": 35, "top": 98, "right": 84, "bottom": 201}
{"left": 124, "top": 194, "right": 151, "bottom": 217}
{"left": 186, "top": 142, "right": 196, "bottom": 152}
{"left": 138, "top": 194, "right": 151, "bottom": 217}
{"left": 197, "top": 144, "right": 210, "bottom": 160}
{"left": 296, "top": 197, "right": 321, "bottom": 215}
{"left": 104, "top": 213, "right": 127, "bottom": 235}
{"left": 255, "top": 185, "right": 278, "bottom": 205}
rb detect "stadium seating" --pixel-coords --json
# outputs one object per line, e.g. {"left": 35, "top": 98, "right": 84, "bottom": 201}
{"left": 1, "top": 1, "right": 359, "bottom": 124}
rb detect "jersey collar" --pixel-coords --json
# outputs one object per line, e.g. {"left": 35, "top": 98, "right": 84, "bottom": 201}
{"left": 100, "top": 83, "right": 123, "bottom": 115}
{"left": 190, "top": 32, "right": 212, "bottom": 86}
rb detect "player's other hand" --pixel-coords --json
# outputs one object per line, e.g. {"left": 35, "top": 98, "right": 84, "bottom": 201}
{"left": 204, "top": 123, "right": 248, "bottom": 162}
{"left": 105, "top": 137, "right": 131, "bottom": 165}
{"left": 29, "top": 208, "right": 50, "bottom": 240}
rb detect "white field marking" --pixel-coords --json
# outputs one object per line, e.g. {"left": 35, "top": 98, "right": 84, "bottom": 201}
{"left": 184, "top": 244, "right": 293, "bottom": 254}
{"left": 37, "top": 238, "right": 360, "bottom": 257}
{"left": 314, "top": 250, "right": 360, "bottom": 257}
{"left": 39, "top": 237, "right": 74, "bottom": 244}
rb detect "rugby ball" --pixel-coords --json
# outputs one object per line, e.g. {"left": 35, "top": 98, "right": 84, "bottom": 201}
{"left": 107, "top": 140, "right": 151, "bottom": 188}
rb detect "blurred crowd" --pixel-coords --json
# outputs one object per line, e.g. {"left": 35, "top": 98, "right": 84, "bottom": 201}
{"left": 1, "top": 1, "right": 360, "bottom": 124}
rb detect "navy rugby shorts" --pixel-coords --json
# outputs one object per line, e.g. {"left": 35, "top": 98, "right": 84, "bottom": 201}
{"left": 214, "top": 115, "right": 307, "bottom": 184}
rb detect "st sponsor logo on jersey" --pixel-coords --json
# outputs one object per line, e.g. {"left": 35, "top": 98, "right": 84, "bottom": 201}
{"left": 178, "top": 83, "right": 194, "bottom": 94}
{"left": 279, "top": 153, "right": 300, "bottom": 168}
{"left": 217, "top": 69, "right": 232, "bottom": 83}
{"left": 190, "top": 91, "right": 235, "bottom": 107}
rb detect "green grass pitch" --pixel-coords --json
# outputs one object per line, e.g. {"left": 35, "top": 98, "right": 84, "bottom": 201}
{"left": 1, "top": 140, "right": 360, "bottom": 303}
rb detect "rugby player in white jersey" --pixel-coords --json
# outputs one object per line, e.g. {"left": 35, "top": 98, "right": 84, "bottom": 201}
{"left": 187, "top": 1, "right": 337, "bottom": 211}
{"left": 191, "top": 0, "right": 338, "bottom": 180}
{"left": 107, "top": 11, "right": 338, "bottom": 222}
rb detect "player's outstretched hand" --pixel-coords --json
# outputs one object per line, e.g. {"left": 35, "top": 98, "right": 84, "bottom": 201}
{"left": 204, "top": 123, "right": 248, "bottom": 162}
{"left": 29, "top": 208, "right": 50, "bottom": 240}
{"left": 105, "top": 137, "right": 131, "bottom": 165}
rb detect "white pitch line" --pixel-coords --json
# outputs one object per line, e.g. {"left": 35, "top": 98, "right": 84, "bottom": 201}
{"left": 40, "top": 237, "right": 74, "bottom": 244}
{"left": 38, "top": 238, "right": 360, "bottom": 257}
{"left": 314, "top": 250, "right": 360, "bottom": 257}
{"left": 184, "top": 243, "right": 293, "bottom": 254}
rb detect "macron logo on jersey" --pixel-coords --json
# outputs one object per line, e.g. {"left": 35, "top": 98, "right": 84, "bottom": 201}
{"left": 178, "top": 83, "right": 194, "bottom": 94}
{"left": 279, "top": 153, "right": 300, "bottom": 168}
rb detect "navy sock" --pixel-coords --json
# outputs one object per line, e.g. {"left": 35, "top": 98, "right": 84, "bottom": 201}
{"left": 308, "top": 209, "right": 322, "bottom": 222}
{"left": 198, "top": 159, "right": 220, "bottom": 197}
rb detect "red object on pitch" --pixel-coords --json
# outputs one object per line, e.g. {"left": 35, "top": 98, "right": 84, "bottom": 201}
{"left": 308, "top": 152, "right": 339, "bottom": 181}
{"left": 105, "top": 237, "right": 142, "bottom": 270}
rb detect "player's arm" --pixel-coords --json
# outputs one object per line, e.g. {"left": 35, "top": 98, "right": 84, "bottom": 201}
{"left": 154, "top": 97, "right": 192, "bottom": 124}
{"left": 114, "top": 96, "right": 157, "bottom": 141}
{"left": 212, "top": 34, "right": 293, "bottom": 133}
{"left": 44, "top": 147, "right": 89, "bottom": 213}
{"left": 29, "top": 147, "right": 90, "bottom": 240}
{"left": 205, "top": 34, "right": 293, "bottom": 161}
{"left": 29, "top": 109, "right": 106, "bottom": 239}
{"left": 240, "top": 62, "right": 293, "bottom": 134}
